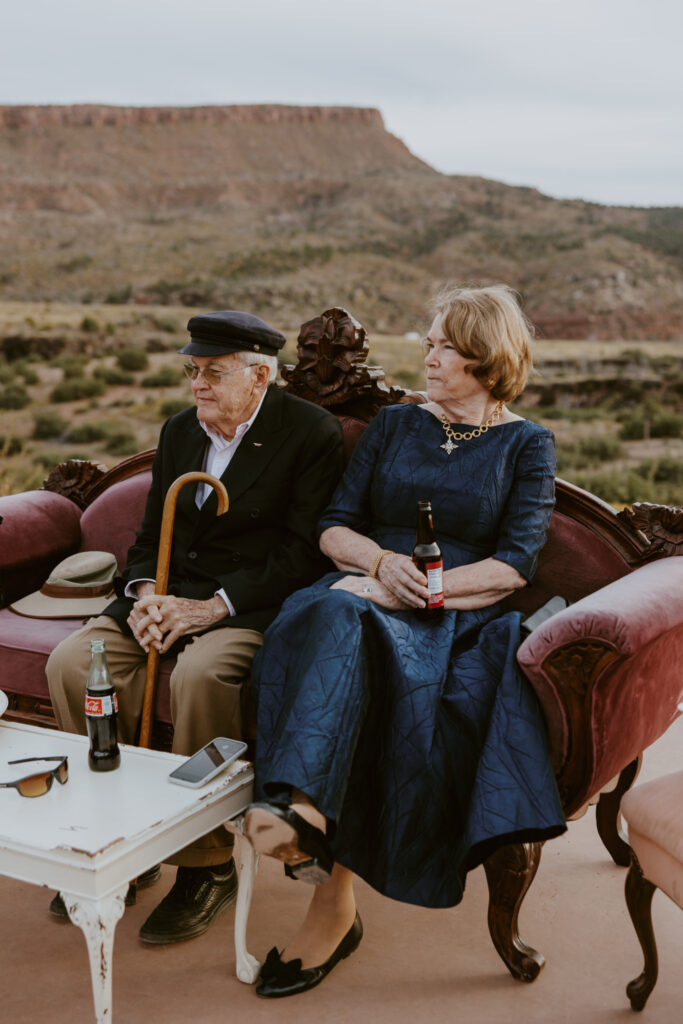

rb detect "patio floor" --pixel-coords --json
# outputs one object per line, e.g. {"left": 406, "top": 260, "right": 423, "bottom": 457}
{"left": 2, "top": 718, "right": 681, "bottom": 1024}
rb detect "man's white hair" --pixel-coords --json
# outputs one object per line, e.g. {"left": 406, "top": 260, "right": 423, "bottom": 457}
{"left": 239, "top": 349, "right": 279, "bottom": 383}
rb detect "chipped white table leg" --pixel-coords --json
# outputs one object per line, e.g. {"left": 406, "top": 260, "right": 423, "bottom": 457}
{"left": 63, "top": 885, "right": 127, "bottom": 1023}
{"left": 226, "top": 822, "right": 261, "bottom": 983}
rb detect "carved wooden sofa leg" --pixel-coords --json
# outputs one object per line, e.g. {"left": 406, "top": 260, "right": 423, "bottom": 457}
{"left": 483, "top": 841, "right": 545, "bottom": 982}
{"left": 624, "top": 854, "right": 658, "bottom": 1011}
{"left": 595, "top": 757, "right": 641, "bottom": 867}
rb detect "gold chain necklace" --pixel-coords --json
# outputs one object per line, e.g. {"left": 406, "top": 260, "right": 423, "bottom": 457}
{"left": 440, "top": 401, "right": 505, "bottom": 455}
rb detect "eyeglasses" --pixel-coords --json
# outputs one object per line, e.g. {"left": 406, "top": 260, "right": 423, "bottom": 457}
{"left": 0, "top": 756, "right": 69, "bottom": 798}
{"left": 182, "top": 363, "right": 249, "bottom": 385}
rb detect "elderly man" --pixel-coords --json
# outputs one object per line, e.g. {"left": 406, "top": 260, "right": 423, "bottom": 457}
{"left": 47, "top": 310, "right": 344, "bottom": 944}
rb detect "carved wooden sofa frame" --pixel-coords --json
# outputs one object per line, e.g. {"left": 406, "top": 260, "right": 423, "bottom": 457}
{"left": 1, "top": 306, "right": 681, "bottom": 985}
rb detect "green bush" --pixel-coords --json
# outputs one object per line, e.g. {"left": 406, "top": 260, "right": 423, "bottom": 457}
{"left": 93, "top": 365, "right": 135, "bottom": 386}
{"left": 159, "top": 398, "right": 190, "bottom": 418}
{"left": 14, "top": 360, "right": 39, "bottom": 385}
{"left": 80, "top": 315, "right": 99, "bottom": 333}
{"left": 577, "top": 436, "right": 623, "bottom": 464}
{"left": 116, "top": 349, "right": 149, "bottom": 372}
{"left": 105, "top": 285, "right": 133, "bottom": 304}
{"left": 32, "top": 409, "right": 67, "bottom": 439}
{"left": 64, "top": 423, "right": 108, "bottom": 444}
{"left": 104, "top": 431, "right": 139, "bottom": 456}
{"left": 635, "top": 456, "right": 683, "bottom": 486}
{"left": 149, "top": 315, "right": 179, "bottom": 334}
{"left": 571, "top": 469, "right": 658, "bottom": 505}
{"left": 54, "top": 355, "right": 86, "bottom": 379}
{"left": 619, "top": 412, "right": 683, "bottom": 440}
{"left": 0, "top": 384, "right": 30, "bottom": 409}
{"left": 0, "top": 434, "right": 23, "bottom": 456}
{"left": 141, "top": 366, "right": 181, "bottom": 387}
{"left": 50, "top": 378, "right": 105, "bottom": 403}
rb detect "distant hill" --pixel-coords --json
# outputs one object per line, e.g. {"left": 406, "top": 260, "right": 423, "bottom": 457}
{"left": 1, "top": 103, "right": 682, "bottom": 338}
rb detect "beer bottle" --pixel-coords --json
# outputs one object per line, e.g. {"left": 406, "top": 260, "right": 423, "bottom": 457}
{"left": 85, "top": 638, "right": 121, "bottom": 772}
{"left": 412, "top": 500, "right": 445, "bottom": 619}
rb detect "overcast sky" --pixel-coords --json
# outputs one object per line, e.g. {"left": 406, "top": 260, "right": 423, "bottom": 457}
{"left": 2, "top": 0, "right": 682, "bottom": 207}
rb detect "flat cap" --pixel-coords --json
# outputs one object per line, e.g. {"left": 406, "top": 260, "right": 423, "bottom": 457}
{"left": 180, "top": 310, "right": 286, "bottom": 357}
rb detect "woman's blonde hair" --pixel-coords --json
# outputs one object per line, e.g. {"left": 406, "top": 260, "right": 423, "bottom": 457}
{"left": 428, "top": 284, "right": 534, "bottom": 402}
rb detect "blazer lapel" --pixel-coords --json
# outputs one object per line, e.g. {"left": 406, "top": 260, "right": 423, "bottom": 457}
{"left": 175, "top": 416, "right": 211, "bottom": 524}
{"left": 200, "top": 386, "right": 293, "bottom": 516}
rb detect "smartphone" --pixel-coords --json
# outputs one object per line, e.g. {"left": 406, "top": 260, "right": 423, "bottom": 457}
{"left": 168, "top": 737, "right": 248, "bottom": 788}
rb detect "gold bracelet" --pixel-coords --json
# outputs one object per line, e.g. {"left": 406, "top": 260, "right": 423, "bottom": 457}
{"left": 369, "top": 549, "right": 391, "bottom": 579}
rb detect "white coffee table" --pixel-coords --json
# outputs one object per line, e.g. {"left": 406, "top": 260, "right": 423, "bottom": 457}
{"left": 0, "top": 716, "right": 260, "bottom": 1023}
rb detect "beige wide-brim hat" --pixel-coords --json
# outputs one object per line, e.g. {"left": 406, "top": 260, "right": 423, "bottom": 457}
{"left": 10, "top": 551, "right": 117, "bottom": 619}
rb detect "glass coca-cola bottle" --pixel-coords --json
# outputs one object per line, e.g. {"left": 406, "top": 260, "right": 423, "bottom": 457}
{"left": 412, "top": 500, "right": 445, "bottom": 619}
{"left": 85, "top": 638, "right": 121, "bottom": 772}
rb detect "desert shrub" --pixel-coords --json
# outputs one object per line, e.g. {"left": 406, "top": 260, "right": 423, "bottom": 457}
{"left": 0, "top": 384, "right": 30, "bottom": 409}
{"left": 523, "top": 404, "right": 614, "bottom": 423}
{"left": 50, "top": 377, "right": 105, "bottom": 402}
{"left": 141, "top": 366, "right": 181, "bottom": 387}
{"left": 149, "top": 315, "right": 179, "bottom": 334}
{"left": 64, "top": 423, "right": 109, "bottom": 444}
{"left": 571, "top": 469, "right": 658, "bottom": 505}
{"left": 635, "top": 456, "right": 683, "bottom": 486}
{"left": 93, "top": 365, "right": 135, "bottom": 386}
{"left": 556, "top": 437, "right": 624, "bottom": 472}
{"left": 0, "top": 434, "right": 23, "bottom": 456}
{"left": 159, "top": 398, "right": 190, "bottom": 418}
{"left": 619, "top": 411, "right": 683, "bottom": 440}
{"left": 116, "top": 348, "right": 149, "bottom": 372}
{"left": 54, "top": 355, "right": 86, "bottom": 379}
{"left": 0, "top": 363, "right": 11, "bottom": 384}
{"left": 13, "top": 360, "right": 39, "bottom": 385}
{"left": 145, "top": 337, "right": 170, "bottom": 353}
{"left": 105, "top": 285, "right": 133, "bottom": 304}
{"left": 32, "top": 409, "right": 67, "bottom": 439}
{"left": 620, "top": 348, "right": 648, "bottom": 365}
{"left": 80, "top": 315, "right": 99, "bottom": 333}
{"left": 103, "top": 430, "right": 139, "bottom": 456}
{"left": 577, "top": 436, "right": 623, "bottom": 464}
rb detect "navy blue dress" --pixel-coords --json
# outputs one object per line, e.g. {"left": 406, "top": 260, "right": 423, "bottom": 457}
{"left": 252, "top": 404, "right": 566, "bottom": 908}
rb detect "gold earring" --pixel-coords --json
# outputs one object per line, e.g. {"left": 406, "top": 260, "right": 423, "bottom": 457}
{"left": 487, "top": 377, "right": 496, "bottom": 389}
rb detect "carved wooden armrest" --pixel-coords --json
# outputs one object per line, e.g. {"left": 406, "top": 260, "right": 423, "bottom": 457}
{"left": 518, "top": 557, "right": 683, "bottom": 815}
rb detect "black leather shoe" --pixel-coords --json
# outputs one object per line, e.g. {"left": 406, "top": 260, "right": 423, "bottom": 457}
{"left": 49, "top": 864, "right": 162, "bottom": 919}
{"left": 244, "top": 801, "right": 333, "bottom": 885}
{"left": 256, "top": 913, "right": 363, "bottom": 998}
{"left": 138, "top": 860, "right": 237, "bottom": 945}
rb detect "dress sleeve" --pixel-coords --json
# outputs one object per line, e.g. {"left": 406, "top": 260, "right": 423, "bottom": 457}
{"left": 492, "top": 429, "right": 556, "bottom": 582}
{"left": 316, "top": 409, "right": 388, "bottom": 537}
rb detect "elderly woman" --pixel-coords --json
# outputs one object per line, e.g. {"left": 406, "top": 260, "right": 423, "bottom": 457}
{"left": 244, "top": 284, "right": 566, "bottom": 997}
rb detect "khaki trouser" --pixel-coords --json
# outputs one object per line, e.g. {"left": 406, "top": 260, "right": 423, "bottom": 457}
{"left": 46, "top": 615, "right": 263, "bottom": 867}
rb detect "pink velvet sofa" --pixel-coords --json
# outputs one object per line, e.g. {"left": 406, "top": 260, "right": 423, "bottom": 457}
{"left": 1, "top": 308, "right": 681, "bottom": 984}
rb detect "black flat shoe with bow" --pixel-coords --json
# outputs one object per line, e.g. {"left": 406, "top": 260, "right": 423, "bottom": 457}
{"left": 256, "top": 913, "right": 363, "bottom": 998}
{"left": 244, "top": 801, "right": 333, "bottom": 885}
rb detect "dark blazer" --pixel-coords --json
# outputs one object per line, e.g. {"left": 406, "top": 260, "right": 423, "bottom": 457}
{"left": 104, "top": 385, "right": 344, "bottom": 635}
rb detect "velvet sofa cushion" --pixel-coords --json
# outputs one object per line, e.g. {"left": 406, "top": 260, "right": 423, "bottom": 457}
{"left": 0, "top": 491, "right": 82, "bottom": 604}
{"left": 622, "top": 771, "right": 683, "bottom": 908}
{"left": 518, "top": 557, "right": 683, "bottom": 791}
{"left": 507, "top": 509, "right": 631, "bottom": 616}
{"left": 79, "top": 471, "right": 153, "bottom": 569}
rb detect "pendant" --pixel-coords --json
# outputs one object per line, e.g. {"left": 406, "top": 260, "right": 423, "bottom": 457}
{"left": 440, "top": 438, "right": 458, "bottom": 455}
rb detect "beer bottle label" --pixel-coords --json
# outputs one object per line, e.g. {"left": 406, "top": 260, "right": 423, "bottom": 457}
{"left": 425, "top": 559, "right": 444, "bottom": 608}
{"left": 85, "top": 693, "right": 119, "bottom": 718}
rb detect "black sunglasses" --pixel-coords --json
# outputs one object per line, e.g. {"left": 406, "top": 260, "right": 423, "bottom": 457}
{"left": 0, "top": 756, "right": 69, "bottom": 798}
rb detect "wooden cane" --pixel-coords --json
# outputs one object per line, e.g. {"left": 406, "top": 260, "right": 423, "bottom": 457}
{"left": 138, "top": 471, "right": 229, "bottom": 748}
